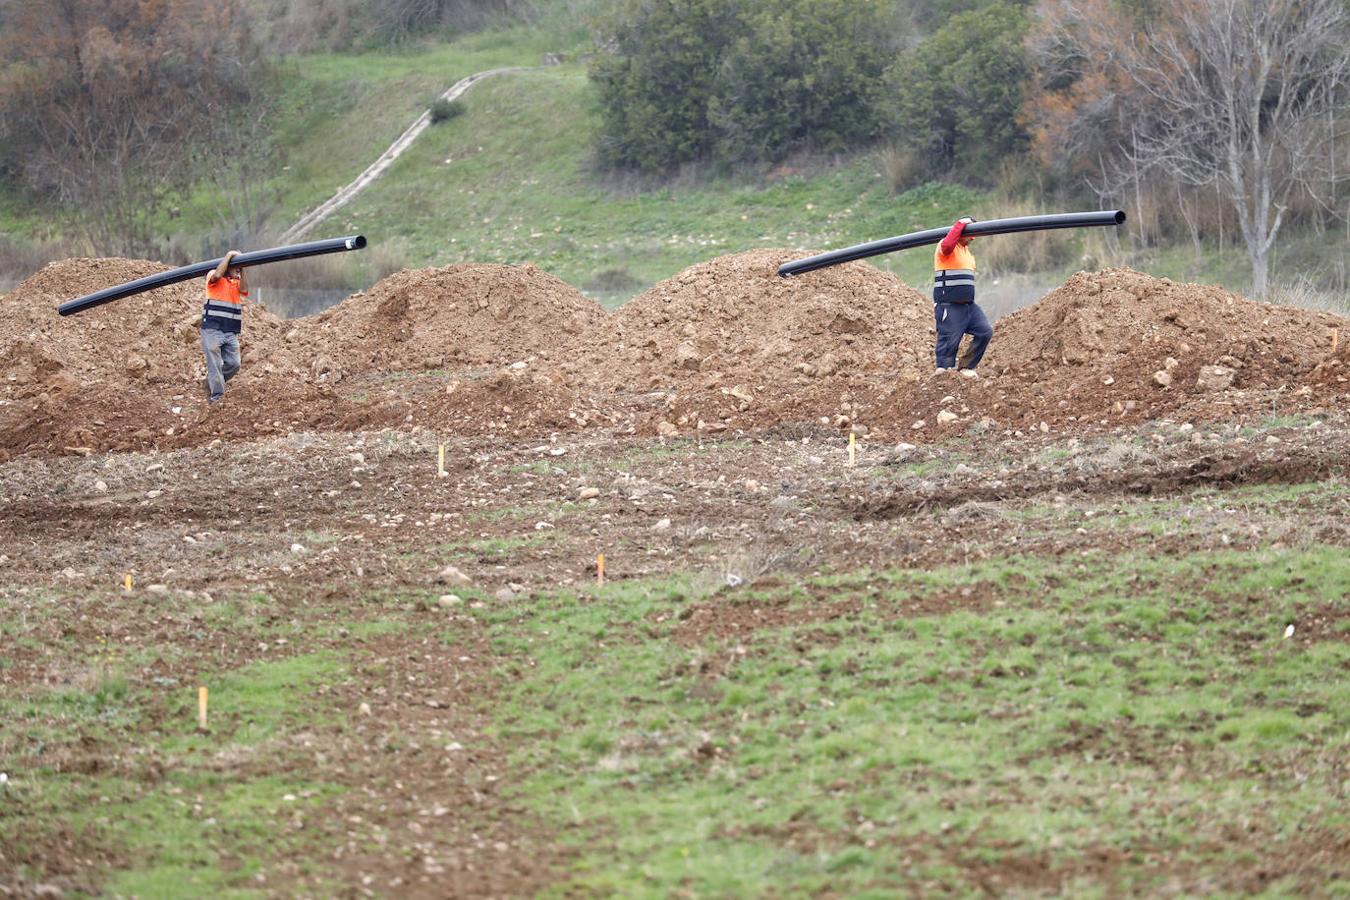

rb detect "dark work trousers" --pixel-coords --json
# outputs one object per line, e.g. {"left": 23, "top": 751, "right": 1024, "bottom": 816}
{"left": 934, "top": 301, "right": 993, "bottom": 370}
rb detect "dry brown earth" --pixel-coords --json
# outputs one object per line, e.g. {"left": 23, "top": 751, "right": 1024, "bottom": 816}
{"left": 1, "top": 255, "right": 1346, "bottom": 459}
{"left": 293, "top": 263, "right": 606, "bottom": 379}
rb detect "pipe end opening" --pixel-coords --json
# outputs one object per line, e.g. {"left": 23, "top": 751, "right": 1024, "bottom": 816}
{"left": 1113, "top": 210, "right": 1127, "bottom": 225}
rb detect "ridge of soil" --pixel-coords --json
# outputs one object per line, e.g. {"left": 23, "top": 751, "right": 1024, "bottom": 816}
{"left": 2, "top": 256, "right": 1346, "bottom": 458}
{"left": 562, "top": 248, "right": 933, "bottom": 430}
{"left": 294, "top": 263, "right": 606, "bottom": 379}
{"left": 868, "top": 268, "right": 1347, "bottom": 438}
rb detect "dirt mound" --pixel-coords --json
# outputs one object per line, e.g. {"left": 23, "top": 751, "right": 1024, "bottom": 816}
{"left": 5, "top": 256, "right": 1343, "bottom": 456}
{"left": 1306, "top": 335, "right": 1350, "bottom": 394}
{"left": 0, "top": 258, "right": 305, "bottom": 458}
{"left": 165, "top": 374, "right": 397, "bottom": 448}
{"left": 869, "top": 268, "right": 1349, "bottom": 438}
{"left": 564, "top": 249, "right": 932, "bottom": 430}
{"left": 0, "top": 380, "right": 160, "bottom": 459}
{"left": 384, "top": 369, "right": 615, "bottom": 437}
{"left": 996, "top": 268, "right": 1342, "bottom": 381}
{"left": 294, "top": 264, "right": 605, "bottom": 378}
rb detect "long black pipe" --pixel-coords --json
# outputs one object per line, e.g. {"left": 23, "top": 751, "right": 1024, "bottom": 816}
{"left": 777, "top": 210, "right": 1126, "bottom": 277}
{"left": 57, "top": 235, "right": 368, "bottom": 316}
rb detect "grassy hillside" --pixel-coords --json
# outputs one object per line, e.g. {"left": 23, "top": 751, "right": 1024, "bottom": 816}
{"left": 2, "top": 24, "right": 1346, "bottom": 313}
{"left": 182, "top": 28, "right": 566, "bottom": 234}
{"left": 307, "top": 61, "right": 1349, "bottom": 312}
{"left": 335, "top": 67, "right": 984, "bottom": 303}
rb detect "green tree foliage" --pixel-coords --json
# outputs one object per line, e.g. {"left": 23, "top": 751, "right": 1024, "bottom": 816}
{"left": 711, "top": 0, "right": 894, "bottom": 163}
{"left": 881, "top": 2, "right": 1031, "bottom": 179}
{"left": 590, "top": 0, "right": 733, "bottom": 172}
{"left": 591, "top": 0, "right": 895, "bottom": 172}
{"left": 900, "top": 0, "right": 1032, "bottom": 17}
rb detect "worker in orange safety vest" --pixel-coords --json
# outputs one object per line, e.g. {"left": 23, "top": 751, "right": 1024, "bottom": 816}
{"left": 932, "top": 216, "right": 992, "bottom": 376}
{"left": 201, "top": 250, "right": 249, "bottom": 402}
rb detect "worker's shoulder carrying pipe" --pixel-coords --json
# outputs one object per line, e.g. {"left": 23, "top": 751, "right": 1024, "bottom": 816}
{"left": 57, "top": 235, "right": 368, "bottom": 317}
{"left": 777, "top": 211, "right": 1126, "bottom": 278}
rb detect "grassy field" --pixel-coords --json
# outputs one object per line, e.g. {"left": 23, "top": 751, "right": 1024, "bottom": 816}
{"left": 3, "top": 423, "right": 1347, "bottom": 894}
{"left": 494, "top": 546, "right": 1347, "bottom": 895}
{"left": 333, "top": 67, "right": 977, "bottom": 302}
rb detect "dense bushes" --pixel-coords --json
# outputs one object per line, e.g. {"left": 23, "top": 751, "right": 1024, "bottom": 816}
{"left": 0, "top": 0, "right": 265, "bottom": 255}
{"left": 430, "top": 97, "right": 467, "bottom": 123}
{"left": 589, "top": 0, "right": 1038, "bottom": 177}
{"left": 880, "top": 3, "right": 1031, "bottom": 177}
{"left": 591, "top": 0, "right": 897, "bottom": 172}
{"left": 589, "top": 0, "right": 733, "bottom": 172}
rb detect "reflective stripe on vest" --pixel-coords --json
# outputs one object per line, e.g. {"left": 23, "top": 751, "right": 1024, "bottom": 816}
{"left": 202, "top": 298, "right": 243, "bottom": 333}
{"left": 204, "top": 300, "right": 242, "bottom": 319}
{"left": 933, "top": 268, "right": 975, "bottom": 286}
{"left": 933, "top": 268, "right": 975, "bottom": 303}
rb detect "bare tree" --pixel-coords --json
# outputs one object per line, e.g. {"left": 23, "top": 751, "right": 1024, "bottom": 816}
{"left": 0, "top": 0, "right": 261, "bottom": 257}
{"left": 1030, "top": 0, "right": 1350, "bottom": 295}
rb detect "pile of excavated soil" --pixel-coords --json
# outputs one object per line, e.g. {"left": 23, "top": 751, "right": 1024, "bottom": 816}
{"left": 165, "top": 375, "right": 397, "bottom": 449}
{"left": 996, "top": 268, "right": 1342, "bottom": 381}
{"left": 0, "top": 258, "right": 330, "bottom": 458}
{"left": 564, "top": 249, "right": 932, "bottom": 430}
{"left": 0, "top": 258, "right": 290, "bottom": 392}
{"left": 0, "top": 260, "right": 614, "bottom": 457}
{"left": 870, "top": 268, "right": 1349, "bottom": 438}
{"left": 294, "top": 264, "right": 606, "bottom": 379}
{"left": 5, "top": 256, "right": 1346, "bottom": 456}
{"left": 378, "top": 370, "right": 618, "bottom": 437}
{"left": 1306, "top": 336, "right": 1350, "bottom": 394}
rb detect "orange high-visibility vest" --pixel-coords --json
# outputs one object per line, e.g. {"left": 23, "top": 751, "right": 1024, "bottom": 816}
{"left": 933, "top": 243, "right": 976, "bottom": 303}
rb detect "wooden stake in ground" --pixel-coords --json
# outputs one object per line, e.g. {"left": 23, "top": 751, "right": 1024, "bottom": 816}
{"left": 197, "top": 686, "right": 208, "bottom": 731}
{"left": 597, "top": 553, "right": 606, "bottom": 587}
{"left": 848, "top": 432, "right": 857, "bottom": 467}
{"left": 438, "top": 444, "right": 447, "bottom": 478}
{"left": 1333, "top": 327, "right": 1340, "bottom": 353}
{"left": 123, "top": 573, "right": 133, "bottom": 592}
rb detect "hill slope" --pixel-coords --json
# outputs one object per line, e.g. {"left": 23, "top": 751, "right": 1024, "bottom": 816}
{"left": 2, "top": 25, "right": 1346, "bottom": 313}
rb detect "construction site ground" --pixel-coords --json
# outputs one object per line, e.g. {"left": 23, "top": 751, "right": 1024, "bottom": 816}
{"left": 1, "top": 254, "right": 1348, "bottom": 895}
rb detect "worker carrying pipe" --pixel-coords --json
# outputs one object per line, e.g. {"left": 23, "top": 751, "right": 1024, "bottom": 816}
{"left": 777, "top": 210, "right": 1125, "bottom": 375}
{"left": 932, "top": 217, "right": 991, "bottom": 376}
{"left": 200, "top": 250, "right": 248, "bottom": 403}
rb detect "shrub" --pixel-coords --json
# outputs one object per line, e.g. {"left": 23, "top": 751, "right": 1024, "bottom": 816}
{"left": 429, "top": 97, "right": 466, "bottom": 124}
{"left": 590, "top": 0, "right": 895, "bottom": 173}
{"left": 707, "top": 0, "right": 894, "bottom": 164}
{"left": 880, "top": 2, "right": 1032, "bottom": 181}
{"left": 877, "top": 143, "right": 923, "bottom": 194}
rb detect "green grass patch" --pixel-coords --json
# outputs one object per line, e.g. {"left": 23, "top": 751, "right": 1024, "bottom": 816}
{"left": 478, "top": 546, "right": 1350, "bottom": 895}
{"left": 0, "top": 647, "right": 349, "bottom": 892}
{"left": 336, "top": 68, "right": 980, "bottom": 304}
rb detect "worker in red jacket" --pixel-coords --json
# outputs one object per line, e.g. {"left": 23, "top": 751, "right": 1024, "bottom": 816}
{"left": 933, "top": 216, "right": 992, "bottom": 376}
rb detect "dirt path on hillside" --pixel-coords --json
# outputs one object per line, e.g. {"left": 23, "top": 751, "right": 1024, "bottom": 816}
{"left": 279, "top": 66, "right": 534, "bottom": 243}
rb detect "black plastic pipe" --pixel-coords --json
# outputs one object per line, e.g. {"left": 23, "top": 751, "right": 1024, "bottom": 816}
{"left": 777, "top": 210, "right": 1126, "bottom": 277}
{"left": 57, "top": 235, "right": 368, "bottom": 316}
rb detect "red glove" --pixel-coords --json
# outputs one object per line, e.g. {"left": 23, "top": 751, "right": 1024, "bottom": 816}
{"left": 939, "top": 218, "right": 970, "bottom": 255}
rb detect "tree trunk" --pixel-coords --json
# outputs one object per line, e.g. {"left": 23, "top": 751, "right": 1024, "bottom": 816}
{"left": 1250, "top": 240, "right": 1269, "bottom": 296}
